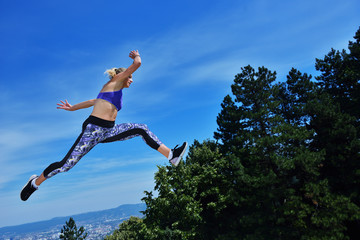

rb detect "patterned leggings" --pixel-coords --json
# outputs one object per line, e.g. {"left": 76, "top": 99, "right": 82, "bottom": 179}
{"left": 43, "top": 115, "right": 163, "bottom": 178}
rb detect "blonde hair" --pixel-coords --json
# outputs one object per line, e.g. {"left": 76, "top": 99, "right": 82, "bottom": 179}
{"left": 104, "top": 67, "right": 127, "bottom": 79}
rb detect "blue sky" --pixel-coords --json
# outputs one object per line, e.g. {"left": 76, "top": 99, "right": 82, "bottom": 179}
{"left": 0, "top": 0, "right": 359, "bottom": 228}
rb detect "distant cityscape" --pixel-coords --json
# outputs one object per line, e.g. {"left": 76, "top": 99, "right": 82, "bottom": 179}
{"left": 2, "top": 220, "right": 123, "bottom": 240}
{"left": 0, "top": 203, "right": 145, "bottom": 240}
{"left": 2, "top": 219, "right": 128, "bottom": 240}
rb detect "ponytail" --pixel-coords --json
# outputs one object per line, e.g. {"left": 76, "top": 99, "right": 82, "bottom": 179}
{"left": 104, "top": 67, "right": 127, "bottom": 79}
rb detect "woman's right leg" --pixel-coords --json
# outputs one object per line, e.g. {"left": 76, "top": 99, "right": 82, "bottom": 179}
{"left": 40, "top": 116, "right": 114, "bottom": 182}
{"left": 21, "top": 116, "right": 113, "bottom": 201}
{"left": 41, "top": 123, "right": 95, "bottom": 180}
{"left": 35, "top": 173, "right": 46, "bottom": 186}
{"left": 21, "top": 123, "right": 96, "bottom": 201}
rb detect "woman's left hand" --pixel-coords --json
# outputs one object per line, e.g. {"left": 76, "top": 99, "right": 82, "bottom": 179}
{"left": 129, "top": 50, "right": 140, "bottom": 59}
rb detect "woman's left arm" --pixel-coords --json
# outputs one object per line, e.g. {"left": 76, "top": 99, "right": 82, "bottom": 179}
{"left": 57, "top": 99, "right": 96, "bottom": 111}
{"left": 112, "top": 50, "right": 141, "bottom": 82}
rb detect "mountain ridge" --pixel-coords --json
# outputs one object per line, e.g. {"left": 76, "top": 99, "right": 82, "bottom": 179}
{"left": 0, "top": 203, "right": 145, "bottom": 239}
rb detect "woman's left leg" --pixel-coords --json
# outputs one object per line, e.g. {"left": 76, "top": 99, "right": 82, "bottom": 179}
{"left": 101, "top": 123, "right": 187, "bottom": 165}
{"left": 158, "top": 144, "right": 171, "bottom": 158}
{"left": 101, "top": 123, "right": 164, "bottom": 150}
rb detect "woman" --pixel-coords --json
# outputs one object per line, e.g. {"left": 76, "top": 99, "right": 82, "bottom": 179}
{"left": 21, "top": 50, "right": 188, "bottom": 201}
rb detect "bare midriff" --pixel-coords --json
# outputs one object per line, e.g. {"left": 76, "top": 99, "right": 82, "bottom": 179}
{"left": 91, "top": 99, "right": 118, "bottom": 121}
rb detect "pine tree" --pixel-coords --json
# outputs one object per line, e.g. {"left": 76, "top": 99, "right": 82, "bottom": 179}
{"left": 59, "top": 217, "right": 87, "bottom": 240}
{"left": 311, "top": 26, "right": 360, "bottom": 239}
{"left": 214, "top": 64, "right": 359, "bottom": 239}
{"left": 141, "top": 140, "right": 222, "bottom": 240}
{"left": 106, "top": 27, "right": 360, "bottom": 240}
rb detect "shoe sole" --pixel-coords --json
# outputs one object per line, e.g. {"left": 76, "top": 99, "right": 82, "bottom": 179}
{"left": 20, "top": 174, "right": 38, "bottom": 201}
{"left": 172, "top": 142, "right": 188, "bottom": 166}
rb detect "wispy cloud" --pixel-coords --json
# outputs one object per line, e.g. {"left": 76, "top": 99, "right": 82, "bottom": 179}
{"left": 1, "top": 0, "right": 359, "bottom": 228}
{"left": 109, "top": 0, "right": 360, "bottom": 90}
{"left": 1, "top": 166, "right": 158, "bottom": 226}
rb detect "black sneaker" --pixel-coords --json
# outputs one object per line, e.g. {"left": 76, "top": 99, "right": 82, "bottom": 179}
{"left": 20, "top": 175, "right": 38, "bottom": 201}
{"left": 169, "top": 142, "right": 188, "bottom": 166}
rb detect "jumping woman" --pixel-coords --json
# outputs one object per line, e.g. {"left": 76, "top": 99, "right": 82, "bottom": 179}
{"left": 20, "top": 50, "right": 188, "bottom": 201}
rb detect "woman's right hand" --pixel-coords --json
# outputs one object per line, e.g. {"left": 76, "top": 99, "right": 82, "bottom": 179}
{"left": 57, "top": 100, "right": 73, "bottom": 111}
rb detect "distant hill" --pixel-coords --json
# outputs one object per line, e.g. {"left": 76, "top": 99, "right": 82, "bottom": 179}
{"left": 0, "top": 203, "right": 146, "bottom": 239}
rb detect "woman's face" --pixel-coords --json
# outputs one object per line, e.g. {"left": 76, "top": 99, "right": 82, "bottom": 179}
{"left": 123, "top": 75, "right": 133, "bottom": 88}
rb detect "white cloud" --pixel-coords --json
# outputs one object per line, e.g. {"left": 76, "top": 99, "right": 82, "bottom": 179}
{"left": 0, "top": 154, "right": 161, "bottom": 227}
{"left": 1, "top": 0, "right": 359, "bottom": 228}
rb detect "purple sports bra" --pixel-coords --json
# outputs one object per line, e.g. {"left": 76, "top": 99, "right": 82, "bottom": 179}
{"left": 96, "top": 89, "right": 123, "bottom": 111}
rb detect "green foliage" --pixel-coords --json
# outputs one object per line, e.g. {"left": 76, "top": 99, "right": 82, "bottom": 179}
{"left": 106, "top": 26, "right": 360, "bottom": 240}
{"left": 104, "top": 217, "right": 145, "bottom": 240}
{"left": 311, "top": 27, "right": 360, "bottom": 238}
{"left": 141, "top": 140, "right": 222, "bottom": 240}
{"left": 59, "top": 217, "right": 87, "bottom": 240}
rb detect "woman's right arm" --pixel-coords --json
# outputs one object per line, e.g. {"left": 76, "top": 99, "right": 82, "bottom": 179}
{"left": 112, "top": 50, "right": 141, "bottom": 82}
{"left": 57, "top": 99, "right": 96, "bottom": 111}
